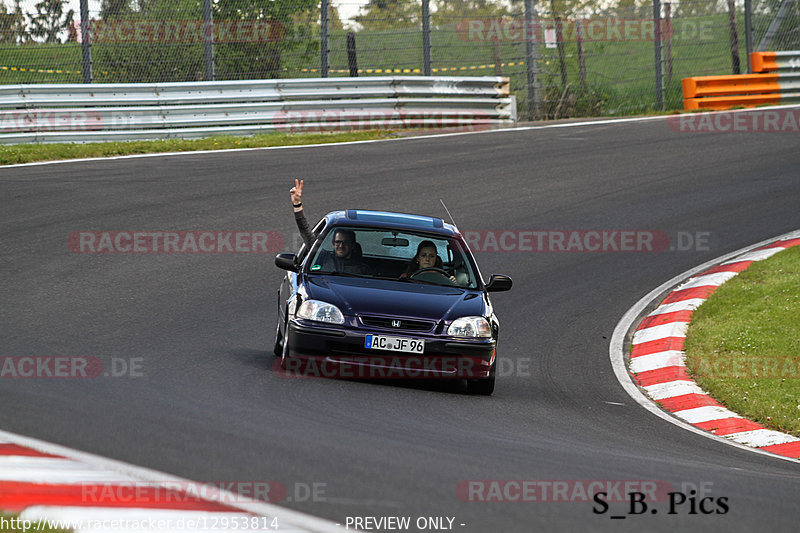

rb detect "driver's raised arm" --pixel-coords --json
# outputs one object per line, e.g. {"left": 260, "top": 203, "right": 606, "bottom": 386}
{"left": 290, "top": 179, "right": 313, "bottom": 248}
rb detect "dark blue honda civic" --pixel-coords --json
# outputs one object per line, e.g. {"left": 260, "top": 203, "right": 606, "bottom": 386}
{"left": 274, "top": 209, "right": 512, "bottom": 395}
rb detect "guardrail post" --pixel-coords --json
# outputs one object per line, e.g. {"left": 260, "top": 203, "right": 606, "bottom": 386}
{"left": 652, "top": 0, "right": 664, "bottom": 111}
{"left": 555, "top": 15, "right": 567, "bottom": 88}
{"left": 525, "top": 0, "right": 540, "bottom": 120}
{"left": 744, "top": 0, "right": 753, "bottom": 73}
{"left": 347, "top": 32, "right": 358, "bottom": 77}
{"left": 203, "top": 0, "right": 215, "bottom": 81}
{"left": 664, "top": 3, "right": 673, "bottom": 84}
{"left": 727, "top": 0, "right": 741, "bottom": 74}
{"left": 576, "top": 19, "right": 586, "bottom": 90}
{"left": 80, "top": 0, "right": 92, "bottom": 83}
{"left": 493, "top": 40, "right": 502, "bottom": 76}
{"left": 422, "top": 0, "right": 432, "bottom": 76}
{"left": 320, "top": 0, "right": 330, "bottom": 77}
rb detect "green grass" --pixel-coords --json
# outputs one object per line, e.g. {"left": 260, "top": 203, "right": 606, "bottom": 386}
{"left": 0, "top": 43, "right": 85, "bottom": 84}
{"left": 0, "top": 512, "right": 71, "bottom": 533}
{"left": 0, "top": 130, "right": 398, "bottom": 165}
{"left": 683, "top": 245, "right": 800, "bottom": 438}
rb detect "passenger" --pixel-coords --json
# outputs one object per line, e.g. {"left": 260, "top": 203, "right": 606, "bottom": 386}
{"left": 401, "top": 240, "right": 457, "bottom": 282}
{"left": 290, "top": 179, "right": 371, "bottom": 275}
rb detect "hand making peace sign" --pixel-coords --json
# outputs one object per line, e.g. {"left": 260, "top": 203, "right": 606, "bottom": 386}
{"left": 290, "top": 178, "right": 304, "bottom": 207}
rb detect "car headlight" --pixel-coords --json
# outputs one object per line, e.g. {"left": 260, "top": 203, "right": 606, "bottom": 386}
{"left": 447, "top": 316, "right": 491, "bottom": 338}
{"left": 297, "top": 299, "right": 345, "bottom": 325}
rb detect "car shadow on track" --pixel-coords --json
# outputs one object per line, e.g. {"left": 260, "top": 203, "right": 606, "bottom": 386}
{"left": 230, "top": 348, "right": 476, "bottom": 396}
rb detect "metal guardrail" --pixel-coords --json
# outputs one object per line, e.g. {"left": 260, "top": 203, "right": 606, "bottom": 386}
{"left": 0, "top": 77, "right": 515, "bottom": 144}
{"left": 682, "top": 52, "right": 800, "bottom": 110}
{"left": 750, "top": 51, "right": 800, "bottom": 73}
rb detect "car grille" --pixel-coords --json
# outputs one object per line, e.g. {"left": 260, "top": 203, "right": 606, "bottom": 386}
{"left": 358, "top": 315, "right": 435, "bottom": 333}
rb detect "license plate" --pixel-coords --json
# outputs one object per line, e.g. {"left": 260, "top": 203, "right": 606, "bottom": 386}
{"left": 365, "top": 334, "right": 425, "bottom": 353}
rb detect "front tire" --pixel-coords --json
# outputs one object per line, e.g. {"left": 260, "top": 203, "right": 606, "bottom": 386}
{"left": 273, "top": 320, "right": 283, "bottom": 357}
{"left": 278, "top": 321, "right": 292, "bottom": 370}
{"left": 465, "top": 361, "right": 495, "bottom": 395}
{"left": 274, "top": 301, "right": 288, "bottom": 358}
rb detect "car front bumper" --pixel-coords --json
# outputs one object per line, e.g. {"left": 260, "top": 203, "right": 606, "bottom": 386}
{"left": 283, "top": 320, "right": 496, "bottom": 379}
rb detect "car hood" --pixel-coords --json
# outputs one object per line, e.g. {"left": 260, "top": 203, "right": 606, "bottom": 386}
{"left": 304, "top": 275, "right": 485, "bottom": 321}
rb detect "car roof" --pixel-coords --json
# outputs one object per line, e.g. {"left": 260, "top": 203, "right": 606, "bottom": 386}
{"left": 323, "top": 210, "right": 459, "bottom": 237}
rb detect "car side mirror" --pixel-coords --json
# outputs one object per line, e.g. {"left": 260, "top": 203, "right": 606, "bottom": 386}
{"left": 486, "top": 274, "right": 512, "bottom": 292}
{"left": 275, "top": 253, "right": 299, "bottom": 272}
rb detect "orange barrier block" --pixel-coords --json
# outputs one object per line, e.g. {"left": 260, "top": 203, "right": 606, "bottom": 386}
{"left": 683, "top": 93, "right": 782, "bottom": 111}
{"left": 682, "top": 74, "right": 780, "bottom": 98}
{"left": 750, "top": 52, "right": 778, "bottom": 73}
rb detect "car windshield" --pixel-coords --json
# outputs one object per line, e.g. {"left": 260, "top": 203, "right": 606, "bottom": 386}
{"left": 307, "top": 227, "right": 479, "bottom": 289}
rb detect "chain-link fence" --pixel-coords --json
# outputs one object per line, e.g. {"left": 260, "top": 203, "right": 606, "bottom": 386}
{"left": 752, "top": 0, "right": 800, "bottom": 52}
{"left": 1, "top": 1, "right": 799, "bottom": 119}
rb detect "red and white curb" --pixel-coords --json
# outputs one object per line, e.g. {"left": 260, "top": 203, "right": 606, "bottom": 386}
{"left": 610, "top": 230, "right": 800, "bottom": 463}
{"left": 0, "top": 429, "right": 347, "bottom": 532}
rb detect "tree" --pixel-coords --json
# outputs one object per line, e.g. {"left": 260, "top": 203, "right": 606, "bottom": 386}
{"left": 92, "top": 0, "right": 203, "bottom": 82}
{"left": 214, "top": 0, "right": 319, "bottom": 79}
{"left": 28, "top": 0, "right": 74, "bottom": 43}
{"left": 675, "top": 0, "right": 724, "bottom": 17}
{"left": 8, "top": 0, "right": 29, "bottom": 42}
{"left": 0, "top": 2, "right": 20, "bottom": 43}
{"left": 355, "top": 0, "right": 420, "bottom": 31}
{"left": 90, "top": 0, "right": 323, "bottom": 82}
{"left": 329, "top": 4, "right": 345, "bottom": 32}
{"left": 290, "top": 0, "right": 344, "bottom": 31}
{"left": 99, "top": 0, "right": 133, "bottom": 20}
{"left": 613, "top": 0, "right": 650, "bottom": 17}
{"left": 434, "top": 0, "right": 509, "bottom": 18}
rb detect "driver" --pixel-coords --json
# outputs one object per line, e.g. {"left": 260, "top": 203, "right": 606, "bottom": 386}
{"left": 400, "top": 240, "right": 457, "bottom": 282}
{"left": 290, "top": 179, "right": 371, "bottom": 275}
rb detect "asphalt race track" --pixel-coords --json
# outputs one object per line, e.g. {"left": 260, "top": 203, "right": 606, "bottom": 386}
{"left": 2, "top": 116, "right": 800, "bottom": 532}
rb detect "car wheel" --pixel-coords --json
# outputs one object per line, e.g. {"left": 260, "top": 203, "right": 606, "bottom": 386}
{"left": 273, "top": 319, "right": 283, "bottom": 357}
{"left": 279, "top": 322, "right": 291, "bottom": 370}
{"left": 465, "top": 361, "right": 495, "bottom": 396}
